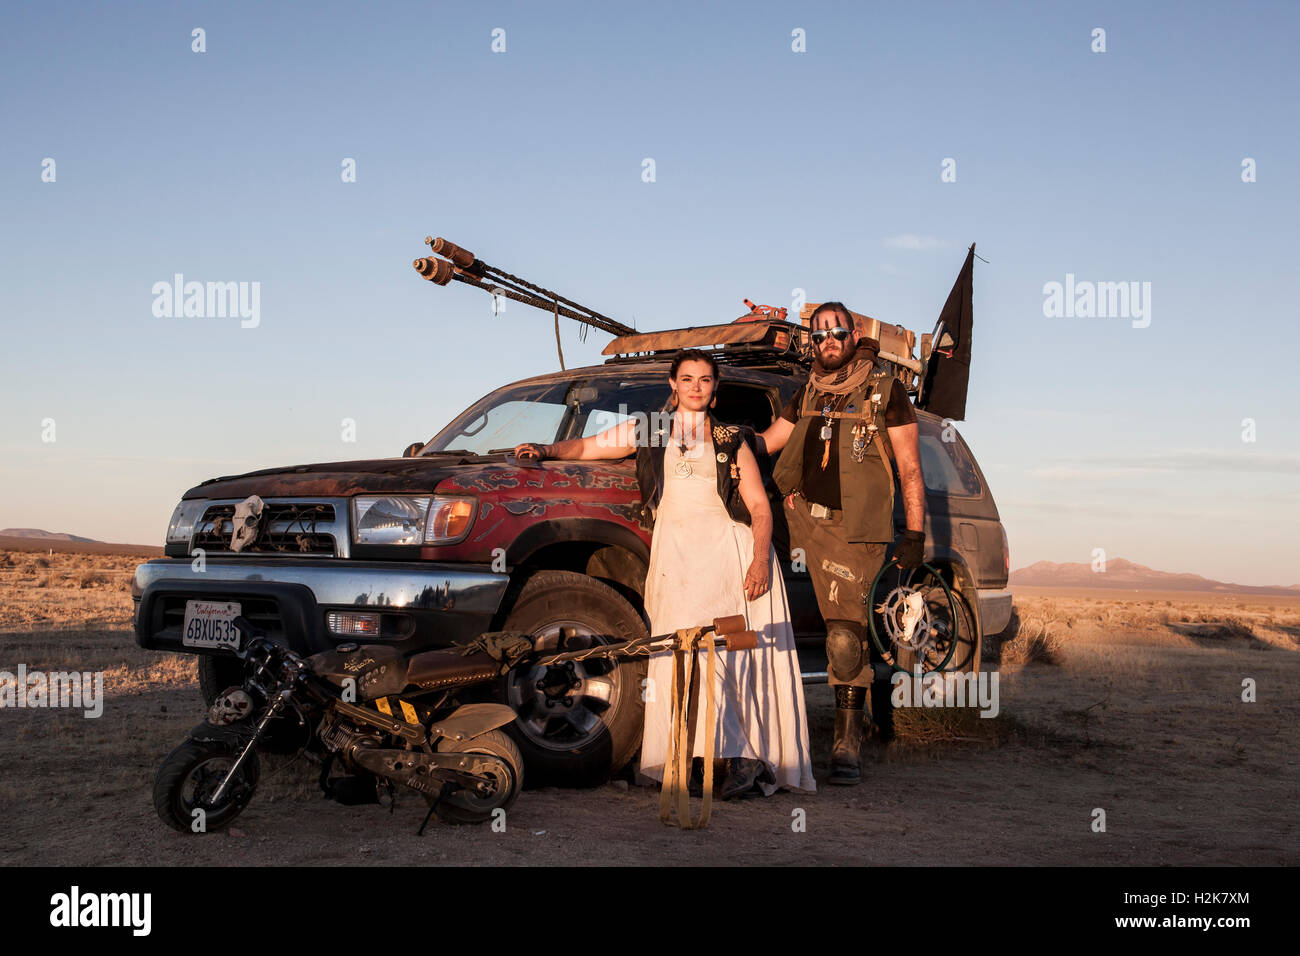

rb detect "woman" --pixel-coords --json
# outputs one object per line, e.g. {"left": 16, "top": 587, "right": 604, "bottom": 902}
{"left": 514, "top": 350, "right": 815, "bottom": 798}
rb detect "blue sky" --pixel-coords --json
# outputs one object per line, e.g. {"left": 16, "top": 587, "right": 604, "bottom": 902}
{"left": 2, "top": 1, "right": 1297, "bottom": 584}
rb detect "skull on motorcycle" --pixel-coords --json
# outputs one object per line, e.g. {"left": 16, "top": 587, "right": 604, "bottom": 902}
{"left": 209, "top": 688, "right": 254, "bottom": 726}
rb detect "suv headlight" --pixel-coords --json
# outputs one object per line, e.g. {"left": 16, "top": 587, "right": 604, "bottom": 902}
{"left": 352, "top": 495, "right": 475, "bottom": 546}
{"left": 166, "top": 500, "right": 207, "bottom": 544}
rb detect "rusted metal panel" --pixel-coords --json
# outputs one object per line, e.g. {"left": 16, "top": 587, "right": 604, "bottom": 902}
{"left": 602, "top": 320, "right": 803, "bottom": 356}
{"left": 427, "top": 461, "right": 647, "bottom": 563}
{"left": 184, "top": 459, "right": 461, "bottom": 500}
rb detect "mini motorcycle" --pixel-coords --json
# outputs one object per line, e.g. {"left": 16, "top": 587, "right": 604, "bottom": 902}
{"left": 153, "top": 617, "right": 525, "bottom": 833}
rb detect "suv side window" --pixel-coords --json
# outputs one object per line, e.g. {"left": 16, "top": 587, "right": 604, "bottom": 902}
{"left": 577, "top": 381, "right": 671, "bottom": 437}
{"left": 917, "top": 418, "right": 982, "bottom": 497}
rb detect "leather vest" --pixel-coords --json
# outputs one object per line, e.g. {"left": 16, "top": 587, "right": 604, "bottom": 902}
{"left": 635, "top": 421, "right": 751, "bottom": 532}
{"left": 772, "top": 369, "right": 898, "bottom": 543}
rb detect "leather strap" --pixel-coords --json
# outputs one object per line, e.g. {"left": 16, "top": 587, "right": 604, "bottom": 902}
{"left": 658, "top": 626, "right": 717, "bottom": 829}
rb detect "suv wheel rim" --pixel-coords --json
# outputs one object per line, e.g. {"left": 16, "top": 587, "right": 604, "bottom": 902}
{"left": 506, "top": 621, "right": 620, "bottom": 752}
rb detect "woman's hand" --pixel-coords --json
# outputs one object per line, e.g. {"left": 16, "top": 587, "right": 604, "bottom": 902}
{"left": 513, "top": 442, "right": 548, "bottom": 461}
{"left": 743, "top": 557, "right": 770, "bottom": 602}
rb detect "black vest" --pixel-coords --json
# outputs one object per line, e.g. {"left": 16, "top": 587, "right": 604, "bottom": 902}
{"left": 634, "top": 420, "right": 751, "bottom": 532}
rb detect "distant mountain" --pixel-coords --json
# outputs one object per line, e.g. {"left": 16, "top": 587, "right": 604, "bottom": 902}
{"left": 0, "top": 528, "right": 99, "bottom": 543}
{"left": 1010, "top": 558, "right": 1297, "bottom": 596}
{"left": 0, "top": 532, "right": 161, "bottom": 557}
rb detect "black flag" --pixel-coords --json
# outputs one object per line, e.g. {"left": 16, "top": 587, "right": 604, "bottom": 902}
{"left": 918, "top": 244, "right": 975, "bottom": 421}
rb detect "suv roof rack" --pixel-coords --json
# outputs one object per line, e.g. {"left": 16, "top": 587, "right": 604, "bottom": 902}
{"left": 602, "top": 314, "right": 923, "bottom": 390}
{"left": 413, "top": 234, "right": 940, "bottom": 395}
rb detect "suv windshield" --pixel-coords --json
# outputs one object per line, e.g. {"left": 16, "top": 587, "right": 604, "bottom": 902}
{"left": 424, "top": 377, "right": 671, "bottom": 455}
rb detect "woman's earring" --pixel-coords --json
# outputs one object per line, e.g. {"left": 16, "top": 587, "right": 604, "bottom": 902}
{"left": 670, "top": 391, "right": 678, "bottom": 409}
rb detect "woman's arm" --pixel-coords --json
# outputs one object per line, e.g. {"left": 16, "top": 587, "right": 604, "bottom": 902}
{"left": 737, "top": 440, "right": 773, "bottom": 600}
{"left": 513, "top": 419, "right": 639, "bottom": 461}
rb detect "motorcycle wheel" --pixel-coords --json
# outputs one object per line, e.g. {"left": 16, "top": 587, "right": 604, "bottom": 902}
{"left": 430, "top": 730, "right": 523, "bottom": 826}
{"left": 153, "top": 739, "right": 260, "bottom": 834}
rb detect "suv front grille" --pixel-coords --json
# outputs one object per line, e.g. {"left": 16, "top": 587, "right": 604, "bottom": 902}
{"left": 193, "top": 501, "right": 341, "bottom": 556}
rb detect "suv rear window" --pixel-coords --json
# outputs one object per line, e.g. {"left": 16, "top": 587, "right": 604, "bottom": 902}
{"left": 917, "top": 419, "right": 982, "bottom": 497}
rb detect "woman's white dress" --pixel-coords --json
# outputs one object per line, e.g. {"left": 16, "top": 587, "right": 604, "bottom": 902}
{"left": 637, "top": 435, "right": 816, "bottom": 795}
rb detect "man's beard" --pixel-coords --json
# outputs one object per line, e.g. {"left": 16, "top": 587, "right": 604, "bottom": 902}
{"left": 815, "top": 338, "right": 858, "bottom": 371}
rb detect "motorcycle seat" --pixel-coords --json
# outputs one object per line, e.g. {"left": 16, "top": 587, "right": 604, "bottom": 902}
{"left": 406, "top": 648, "right": 502, "bottom": 691}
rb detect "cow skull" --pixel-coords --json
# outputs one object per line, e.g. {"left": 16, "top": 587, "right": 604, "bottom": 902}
{"left": 230, "top": 495, "right": 265, "bottom": 552}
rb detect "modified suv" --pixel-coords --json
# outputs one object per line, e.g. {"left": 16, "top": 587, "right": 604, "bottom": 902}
{"left": 134, "top": 315, "right": 1011, "bottom": 785}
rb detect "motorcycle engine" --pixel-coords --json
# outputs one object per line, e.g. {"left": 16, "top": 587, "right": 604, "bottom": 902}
{"left": 318, "top": 711, "right": 382, "bottom": 768}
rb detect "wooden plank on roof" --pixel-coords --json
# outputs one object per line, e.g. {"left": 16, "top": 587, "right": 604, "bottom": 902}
{"left": 602, "top": 321, "right": 795, "bottom": 356}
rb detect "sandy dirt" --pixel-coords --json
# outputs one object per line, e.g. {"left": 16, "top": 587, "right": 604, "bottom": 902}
{"left": 1, "top": 550, "right": 1297, "bottom": 866}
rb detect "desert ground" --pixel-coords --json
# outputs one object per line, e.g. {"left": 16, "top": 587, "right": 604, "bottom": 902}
{"left": 1, "top": 545, "right": 1296, "bottom": 866}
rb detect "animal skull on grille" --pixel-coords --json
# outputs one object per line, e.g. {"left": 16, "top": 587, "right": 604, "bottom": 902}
{"left": 208, "top": 687, "right": 254, "bottom": 725}
{"left": 230, "top": 494, "right": 265, "bottom": 552}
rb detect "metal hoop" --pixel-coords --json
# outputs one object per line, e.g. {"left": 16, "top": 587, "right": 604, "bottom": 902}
{"left": 865, "top": 558, "right": 960, "bottom": 673}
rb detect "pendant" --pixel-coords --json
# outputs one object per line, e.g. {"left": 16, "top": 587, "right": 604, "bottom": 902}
{"left": 819, "top": 424, "right": 833, "bottom": 441}
{"left": 851, "top": 423, "right": 867, "bottom": 463}
{"left": 673, "top": 458, "right": 693, "bottom": 478}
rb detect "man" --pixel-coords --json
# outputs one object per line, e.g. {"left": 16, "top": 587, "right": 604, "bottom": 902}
{"left": 760, "top": 302, "right": 926, "bottom": 785}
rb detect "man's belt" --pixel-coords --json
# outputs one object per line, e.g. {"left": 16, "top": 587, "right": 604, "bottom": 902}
{"left": 808, "top": 501, "right": 842, "bottom": 520}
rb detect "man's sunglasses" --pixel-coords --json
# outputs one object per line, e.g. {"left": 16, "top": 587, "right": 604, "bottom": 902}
{"left": 810, "top": 326, "right": 852, "bottom": 345}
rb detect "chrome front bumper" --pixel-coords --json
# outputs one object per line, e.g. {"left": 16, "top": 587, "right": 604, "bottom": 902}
{"left": 132, "top": 558, "right": 510, "bottom": 653}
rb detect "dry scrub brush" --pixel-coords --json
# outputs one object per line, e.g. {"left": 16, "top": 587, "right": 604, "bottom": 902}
{"left": 1000, "top": 609, "right": 1064, "bottom": 666}
{"left": 889, "top": 703, "right": 1013, "bottom": 749}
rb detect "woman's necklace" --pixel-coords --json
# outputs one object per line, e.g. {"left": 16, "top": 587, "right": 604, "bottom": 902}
{"left": 671, "top": 413, "right": 708, "bottom": 477}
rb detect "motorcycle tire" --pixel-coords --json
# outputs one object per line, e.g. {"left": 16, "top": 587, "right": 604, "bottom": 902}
{"left": 431, "top": 729, "right": 523, "bottom": 826}
{"left": 153, "top": 738, "right": 260, "bottom": 834}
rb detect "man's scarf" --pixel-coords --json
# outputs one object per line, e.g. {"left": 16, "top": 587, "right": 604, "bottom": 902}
{"left": 808, "top": 354, "right": 876, "bottom": 396}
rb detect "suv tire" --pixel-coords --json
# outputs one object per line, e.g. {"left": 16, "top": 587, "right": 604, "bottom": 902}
{"left": 197, "top": 654, "right": 243, "bottom": 707}
{"left": 499, "top": 570, "right": 648, "bottom": 787}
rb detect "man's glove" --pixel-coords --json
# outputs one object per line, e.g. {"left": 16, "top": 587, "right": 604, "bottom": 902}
{"left": 894, "top": 530, "right": 925, "bottom": 570}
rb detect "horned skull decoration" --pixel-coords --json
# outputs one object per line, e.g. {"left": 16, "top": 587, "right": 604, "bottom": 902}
{"left": 208, "top": 688, "right": 254, "bottom": 726}
{"left": 230, "top": 494, "right": 265, "bottom": 552}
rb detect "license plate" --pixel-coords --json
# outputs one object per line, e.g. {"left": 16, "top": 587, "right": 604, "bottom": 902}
{"left": 182, "top": 600, "right": 242, "bottom": 650}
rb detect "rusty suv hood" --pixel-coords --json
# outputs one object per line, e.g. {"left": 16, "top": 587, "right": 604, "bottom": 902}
{"left": 183, "top": 453, "right": 513, "bottom": 500}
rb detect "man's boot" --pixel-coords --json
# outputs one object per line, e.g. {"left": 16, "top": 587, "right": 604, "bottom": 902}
{"left": 830, "top": 684, "right": 867, "bottom": 785}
